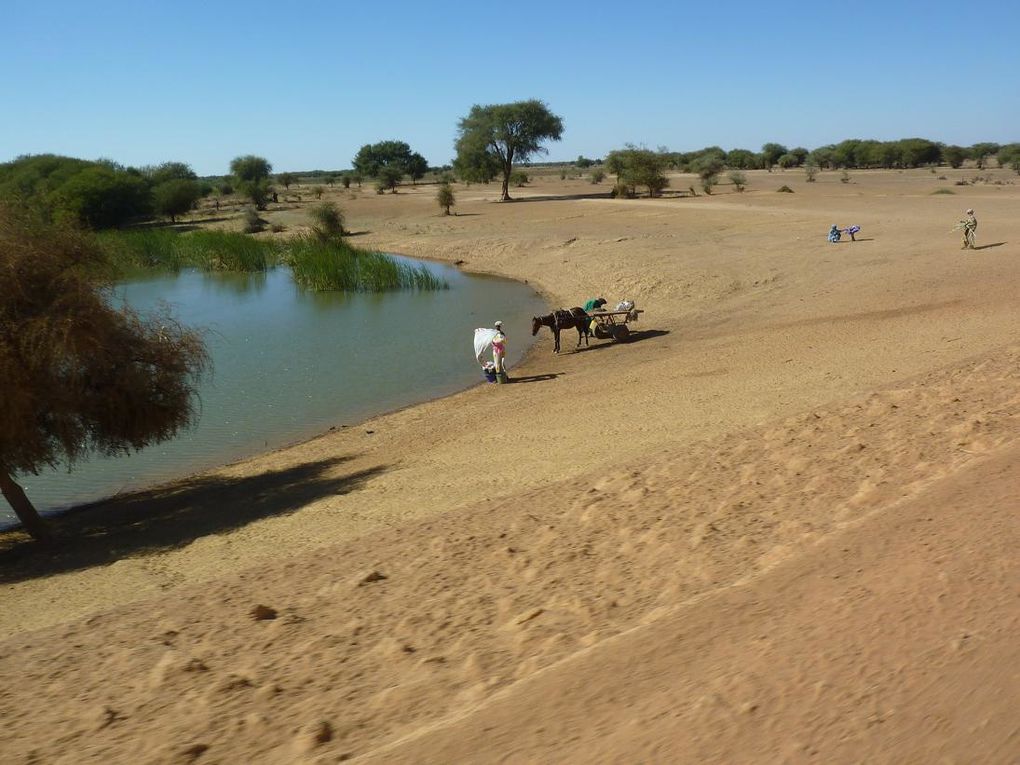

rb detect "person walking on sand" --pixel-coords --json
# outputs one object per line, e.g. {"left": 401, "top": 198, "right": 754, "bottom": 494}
{"left": 492, "top": 321, "right": 507, "bottom": 378}
{"left": 958, "top": 208, "right": 978, "bottom": 249}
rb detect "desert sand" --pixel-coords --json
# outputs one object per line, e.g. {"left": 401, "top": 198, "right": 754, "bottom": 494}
{"left": 1, "top": 167, "right": 1018, "bottom": 763}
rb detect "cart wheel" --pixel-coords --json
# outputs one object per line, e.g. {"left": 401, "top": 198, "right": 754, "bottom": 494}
{"left": 611, "top": 324, "right": 630, "bottom": 342}
{"left": 593, "top": 325, "right": 612, "bottom": 340}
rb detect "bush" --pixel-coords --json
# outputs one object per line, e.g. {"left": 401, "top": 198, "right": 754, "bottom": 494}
{"left": 931, "top": 189, "right": 956, "bottom": 195}
{"left": 804, "top": 164, "right": 818, "bottom": 182}
{"left": 510, "top": 170, "right": 530, "bottom": 187}
{"left": 727, "top": 170, "right": 746, "bottom": 192}
{"left": 840, "top": 170, "right": 851, "bottom": 184}
{"left": 436, "top": 182, "right": 455, "bottom": 215}
{"left": 243, "top": 206, "right": 264, "bottom": 233}
{"left": 559, "top": 169, "right": 568, "bottom": 180}
{"left": 590, "top": 169, "right": 605, "bottom": 184}
{"left": 152, "top": 179, "right": 202, "bottom": 223}
{"left": 308, "top": 202, "right": 345, "bottom": 241}
{"left": 701, "top": 175, "right": 718, "bottom": 194}
{"left": 611, "top": 182, "right": 634, "bottom": 199}
{"left": 777, "top": 185, "right": 794, "bottom": 193}
{"left": 313, "top": 185, "right": 325, "bottom": 199}
{"left": 341, "top": 174, "right": 352, "bottom": 189}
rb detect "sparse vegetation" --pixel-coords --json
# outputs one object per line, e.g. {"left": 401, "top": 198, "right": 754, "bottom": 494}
{"left": 437, "top": 182, "right": 455, "bottom": 215}
{"left": 932, "top": 188, "right": 956, "bottom": 194}
{"left": 728, "top": 170, "right": 747, "bottom": 192}
{"left": 805, "top": 163, "right": 818, "bottom": 182}
{"left": 286, "top": 238, "right": 447, "bottom": 292}
{"left": 309, "top": 202, "right": 345, "bottom": 241}
{"left": 605, "top": 146, "right": 670, "bottom": 197}
{"left": 590, "top": 169, "right": 605, "bottom": 184}
{"left": 777, "top": 185, "right": 794, "bottom": 193}
{"left": 510, "top": 170, "right": 530, "bottom": 187}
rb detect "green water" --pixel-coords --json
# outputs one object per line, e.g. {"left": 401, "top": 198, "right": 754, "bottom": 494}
{"left": 7, "top": 258, "right": 546, "bottom": 523}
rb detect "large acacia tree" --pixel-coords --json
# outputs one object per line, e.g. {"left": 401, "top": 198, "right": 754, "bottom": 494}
{"left": 0, "top": 205, "right": 208, "bottom": 542}
{"left": 455, "top": 100, "right": 564, "bottom": 201}
{"left": 230, "top": 155, "right": 273, "bottom": 209}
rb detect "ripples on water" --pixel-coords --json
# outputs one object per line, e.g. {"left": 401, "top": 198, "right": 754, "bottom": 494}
{"left": 6, "top": 259, "right": 546, "bottom": 523}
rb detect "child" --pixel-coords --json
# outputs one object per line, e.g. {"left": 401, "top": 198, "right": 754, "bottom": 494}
{"left": 827, "top": 224, "right": 841, "bottom": 243}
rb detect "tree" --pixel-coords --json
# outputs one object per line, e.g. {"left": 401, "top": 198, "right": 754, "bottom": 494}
{"left": 804, "top": 162, "right": 819, "bottom": 182}
{"left": 153, "top": 178, "right": 202, "bottom": 223}
{"left": 453, "top": 140, "right": 499, "bottom": 184}
{"left": 996, "top": 144, "right": 1020, "bottom": 174}
{"left": 407, "top": 152, "right": 429, "bottom": 185}
{"left": 604, "top": 146, "right": 670, "bottom": 197}
{"left": 692, "top": 154, "right": 724, "bottom": 193}
{"left": 147, "top": 161, "right": 197, "bottom": 185}
{"left": 725, "top": 149, "right": 760, "bottom": 169}
{"left": 353, "top": 140, "right": 414, "bottom": 180}
{"left": 230, "top": 155, "right": 273, "bottom": 210}
{"left": 325, "top": 174, "right": 337, "bottom": 187}
{"left": 969, "top": 142, "right": 1001, "bottom": 169}
{"left": 727, "top": 170, "right": 747, "bottom": 192}
{"left": 761, "top": 142, "right": 788, "bottom": 169}
{"left": 278, "top": 172, "right": 296, "bottom": 189}
{"left": 0, "top": 205, "right": 207, "bottom": 542}
{"left": 776, "top": 153, "right": 799, "bottom": 169}
{"left": 437, "top": 182, "right": 455, "bottom": 215}
{"left": 377, "top": 164, "right": 404, "bottom": 193}
{"left": 455, "top": 99, "right": 564, "bottom": 201}
{"left": 789, "top": 147, "right": 809, "bottom": 166}
{"left": 575, "top": 155, "right": 593, "bottom": 169}
{"left": 942, "top": 145, "right": 967, "bottom": 169}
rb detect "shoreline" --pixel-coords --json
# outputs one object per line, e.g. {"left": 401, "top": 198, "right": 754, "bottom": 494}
{"left": 0, "top": 253, "right": 551, "bottom": 537}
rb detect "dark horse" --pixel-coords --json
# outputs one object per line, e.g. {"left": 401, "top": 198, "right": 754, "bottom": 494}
{"left": 531, "top": 307, "right": 591, "bottom": 353}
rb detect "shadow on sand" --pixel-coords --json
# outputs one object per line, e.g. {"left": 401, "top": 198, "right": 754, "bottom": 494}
{"left": 573, "top": 328, "right": 671, "bottom": 353}
{"left": 509, "top": 372, "right": 564, "bottom": 384}
{"left": 972, "top": 242, "right": 1007, "bottom": 250}
{"left": 0, "top": 456, "right": 386, "bottom": 583}
{"left": 503, "top": 191, "right": 614, "bottom": 204}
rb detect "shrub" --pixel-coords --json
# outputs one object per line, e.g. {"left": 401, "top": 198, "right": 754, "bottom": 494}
{"left": 777, "top": 185, "right": 794, "bottom": 193}
{"left": 218, "top": 182, "right": 234, "bottom": 196}
{"left": 701, "top": 175, "right": 718, "bottom": 194}
{"left": 611, "top": 182, "right": 634, "bottom": 198}
{"left": 804, "top": 164, "right": 818, "bottom": 182}
{"left": 152, "top": 179, "right": 202, "bottom": 223}
{"left": 559, "top": 169, "right": 567, "bottom": 180}
{"left": 510, "top": 170, "right": 530, "bottom": 187}
{"left": 309, "top": 202, "right": 345, "bottom": 241}
{"left": 931, "top": 189, "right": 956, "bottom": 195}
{"left": 727, "top": 170, "right": 746, "bottom": 192}
{"left": 313, "top": 185, "right": 325, "bottom": 199}
{"left": 840, "top": 170, "right": 851, "bottom": 183}
{"left": 243, "top": 206, "right": 264, "bottom": 233}
{"left": 341, "top": 174, "right": 352, "bottom": 189}
{"left": 954, "top": 180, "right": 970, "bottom": 186}
{"left": 590, "top": 169, "right": 605, "bottom": 184}
{"left": 436, "top": 182, "right": 455, "bottom": 215}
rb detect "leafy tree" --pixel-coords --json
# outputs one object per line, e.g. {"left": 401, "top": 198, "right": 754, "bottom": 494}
{"left": 728, "top": 170, "right": 747, "bottom": 191}
{"left": 605, "top": 146, "right": 670, "bottom": 197}
{"left": 0, "top": 205, "right": 207, "bottom": 542}
{"left": 969, "top": 142, "right": 1001, "bottom": 169}
{"left": 230, "top": 155, "right": 273, "bottom": 210}
{"left": 407, "top": 152, "right": 429, "bottom": 184}
{"left": 437, "top": 182, "right": 455, "bottom": 215}
{"left": 455, "top": 99, "right": 564, "bottom": 201}
{"left": 789, "top": 147, "right": 809, "bottom": 166}
{"left": 152, "top": 178, "right": 202, "bottom": 223}
{"left": 278, "top": 172, "right": 296, "bottom": 189}
{"left": 377, "top": 164, "right": 404, "bottom": 193}
{"left": 942, "top": 145, "right": 968, "bottom": 168}
{"left": 761, "top": 142, "right": 788, "bottom": 169}
{"left": 808, "top": 146, "right": 835, "bottom": 169}
{"left": 575, "top": 155, "right": 593, "bottom": 169}
{"left": 325, "top": 174, "right": 337, "bottom": 187}
{"left": 510, "top": 170, "right": 530, "bottom": 187}
{"left": 776, "top": 153, "right": 799, "bottom": 169}
{"left": 725, "top": 149, "right": 759, "bottom": 169}
{"left": 230, "top": 155, "right": 272, "bottom": 184}
{"left": 341, "top": 174, "right": 352, "bottom": 189}
{"left": 453, "top": 140, "right": 500, "bottom": 184}
{"left": 147, "top": 161, "right": 197, "bottom": 185}
{"left": 353, "top": 140, "right": 417, "bottom": 183}
{"left": 896, "top": 138, "right": 941, "bottom": 168}
{"left": 996, "top": 144, "right": 1020, "bottom": 174}
{"left": 218, "top": 181, "right": 234, "bottom": 196}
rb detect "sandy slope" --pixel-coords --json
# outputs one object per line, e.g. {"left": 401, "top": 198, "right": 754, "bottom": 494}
{"left": 1, "top": 168, "right": 1018, "bottom": 762}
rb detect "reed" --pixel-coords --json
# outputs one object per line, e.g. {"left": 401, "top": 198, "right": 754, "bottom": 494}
{"left": 97, "top": 229, "right": 444, "bottom": 292}
{"left": 286, "top": 237, "right": 447, "bottom": 292}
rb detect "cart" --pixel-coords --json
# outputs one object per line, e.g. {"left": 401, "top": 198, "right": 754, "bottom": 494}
{"left": 588, "top": 308, "right": 644, "bottom": 342}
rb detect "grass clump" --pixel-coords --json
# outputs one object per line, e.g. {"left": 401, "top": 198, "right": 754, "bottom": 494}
{"left": 931, "top": 188, "right": 956, "bottom": 194}
{"left": 97, "top": 228, "right": 281, "bottom": 275}
{"left": 286, "top": 237, "right": 447, "bottom": 292}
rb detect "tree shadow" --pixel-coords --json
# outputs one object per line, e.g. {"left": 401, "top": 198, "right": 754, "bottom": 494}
{"left": 973, "top": 242, "right": 1007, "bottom": 250}
{"left": 344, "top": 230, "right": 372, "bottom": 237}
{"left": 574, "top": 328, "right": 671, "bottom": 352}
{"left": 503, "top": 191, "right": 614, "bottom": 203}
{"left": 509, "top": 372, "right": 563, "bottom": 384}
{"left": 0, "top": 455, "right": 385, "bottom": 583}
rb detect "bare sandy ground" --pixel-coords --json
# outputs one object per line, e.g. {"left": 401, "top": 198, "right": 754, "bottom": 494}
{"left": 1, "top": 167, "right": 1018, "bottom": 763}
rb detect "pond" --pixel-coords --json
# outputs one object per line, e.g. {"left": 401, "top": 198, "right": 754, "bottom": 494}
{"left": 5, "top": 257, "right": 546, "bottom": 525}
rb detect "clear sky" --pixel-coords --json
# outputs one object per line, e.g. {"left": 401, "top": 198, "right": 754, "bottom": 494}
{"left": 3, "top": 0, "right": 1018, "bottom": 176}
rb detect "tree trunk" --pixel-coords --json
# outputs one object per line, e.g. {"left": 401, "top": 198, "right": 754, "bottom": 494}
{"left": 500, "top": 173, "right": 511, "bottom": 201}
{"left": 0, "top": 468, "right": 52, "bottom": 543}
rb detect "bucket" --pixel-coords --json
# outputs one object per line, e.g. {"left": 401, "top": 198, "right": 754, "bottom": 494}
{"left": 496, "top": 371, "right": 508, "bottom": 384}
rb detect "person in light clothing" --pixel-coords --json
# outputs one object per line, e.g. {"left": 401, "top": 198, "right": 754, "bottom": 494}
{"left": 492, "top": 321, "right": 507, "bottom": 376}
{"left": 959, "top": 209, "right": 978, "bottom": 249}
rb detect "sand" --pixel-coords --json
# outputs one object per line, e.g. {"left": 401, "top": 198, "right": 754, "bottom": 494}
{"left": 1, "top": 167, "right": 1018, "bottom": 763}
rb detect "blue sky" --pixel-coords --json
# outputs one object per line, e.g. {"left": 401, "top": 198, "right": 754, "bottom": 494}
{"left": 3, "top": 0, "right": 1018, "bottom": 176}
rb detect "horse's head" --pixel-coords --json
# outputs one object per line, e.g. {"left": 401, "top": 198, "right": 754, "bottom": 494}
{"left": 531, "top": 316, "right": 541, "bottom": 336}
